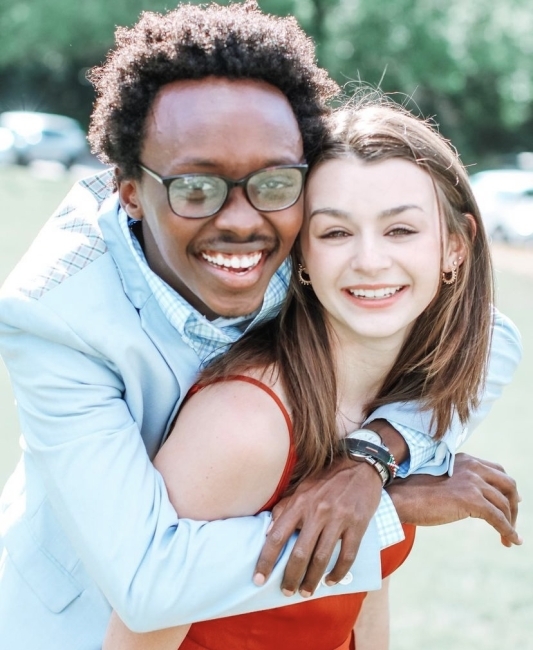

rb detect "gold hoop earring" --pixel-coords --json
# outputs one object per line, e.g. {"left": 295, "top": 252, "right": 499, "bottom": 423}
{"left": 298, "top": 264, "right": 312, "bottom": 286}
{"left": 442, "top": 267, "right": 457, "bottom": 285}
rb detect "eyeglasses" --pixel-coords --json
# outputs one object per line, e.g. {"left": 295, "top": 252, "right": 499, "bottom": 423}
{"left": 138, "top": 163, "right": 308, "bottom": 219}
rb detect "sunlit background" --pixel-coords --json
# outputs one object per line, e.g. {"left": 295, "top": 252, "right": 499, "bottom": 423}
{"left": 0, "top": 1, "right": 531, "bottom": 648}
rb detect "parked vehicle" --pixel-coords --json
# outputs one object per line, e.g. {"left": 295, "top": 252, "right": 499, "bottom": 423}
{"left": 470, "top": 169, "right": 533, "bottom": 243}
{"left": 0, "top": 126, "right": 16, "bottom": 164}
{"left": 0, "top": 111, "right": 87, "bottom": 168}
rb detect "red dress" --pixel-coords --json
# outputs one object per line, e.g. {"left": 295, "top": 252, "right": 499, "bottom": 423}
{"left": 180, "top": 376, "right": 416, "bottom": 650}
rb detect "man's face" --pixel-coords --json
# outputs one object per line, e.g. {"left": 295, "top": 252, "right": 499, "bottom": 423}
{"left": 119, "top": 77, "right": 304, "bottom": 319}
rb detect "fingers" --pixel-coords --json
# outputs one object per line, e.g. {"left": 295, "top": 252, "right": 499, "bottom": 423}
{"left": 281, "top": 521, "right": 362, "bottom": 597}
{"left": 473, "top": 483, "right": 523, "bottom": 546}
{"left": 456, "top": 453, "right": 522, "bottom": 544}
{"left": 297, "top": 526, "right": 356, "bottom": 596}
{"left": 477, "top": 459, "right": 521, "bottom": 537}
{"left": 254, "top": 461, "right": 382, "bottom": 595}
{"left": 253, "top": 505, "right": 300, "bottom": 587}
{"left": 323, "top": 526, "right": 360, "bottom": 586}
{"left": 279, "top": 523, "right": 323, "bottom": 596}
{"left": 489, "top": 468, "right": 520, "bottom": 530}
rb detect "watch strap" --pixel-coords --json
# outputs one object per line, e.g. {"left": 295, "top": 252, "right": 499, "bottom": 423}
{"left": 340, "top": 438, "right": 399, "bottom": 486}
{"left": 353, "top": 454, "right": 390, "bottom": 487}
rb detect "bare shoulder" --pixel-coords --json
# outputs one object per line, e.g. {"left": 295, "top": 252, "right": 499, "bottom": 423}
{"left": 154, "top": 371, "right": 292, "bottom": 520}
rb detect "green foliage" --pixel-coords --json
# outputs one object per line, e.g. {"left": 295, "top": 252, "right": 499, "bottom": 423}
{"left": 0, "top": 0, "right": 532, "bottom": 163}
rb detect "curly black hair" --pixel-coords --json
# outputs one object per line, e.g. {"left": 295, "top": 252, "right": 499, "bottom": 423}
{"left": 88, "top": 0, "right": 339, "bottom": 179}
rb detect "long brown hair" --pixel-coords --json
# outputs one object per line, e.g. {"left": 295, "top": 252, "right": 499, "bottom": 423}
{"left": 200, "top": 97, "right": 494, "bottom": 489}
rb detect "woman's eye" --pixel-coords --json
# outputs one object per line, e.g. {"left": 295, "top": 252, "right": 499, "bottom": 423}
{"left": 321, "top": 229, "right": 349, "bottom": 239}
{"left": 387, "top": 227, "right": 416, "bottom": 237}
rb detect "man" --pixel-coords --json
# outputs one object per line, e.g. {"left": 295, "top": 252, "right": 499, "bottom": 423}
{"left": 0, "top": 2, "right": 521, "bottom": 649}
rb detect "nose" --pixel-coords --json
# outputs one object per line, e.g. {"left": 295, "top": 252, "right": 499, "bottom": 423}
{"left": 212, "top": 187, "right": 265, "bottom": 237}
{"left": 350, "top": 233, "right": 392, "bottom": 276}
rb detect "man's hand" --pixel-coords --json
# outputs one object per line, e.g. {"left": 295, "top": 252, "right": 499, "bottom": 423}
{"left": 253, "top": 458, "right": 382, "bottom": 597}
{"left": 387, "top": 453, "right": 522, "bottom": 547}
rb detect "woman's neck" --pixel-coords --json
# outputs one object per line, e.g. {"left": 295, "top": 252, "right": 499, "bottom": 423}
{"left": 331, "top": 327, "right": 404, "bottom": 433}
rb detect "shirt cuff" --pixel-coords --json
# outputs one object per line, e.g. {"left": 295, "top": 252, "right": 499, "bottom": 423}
{"left": 375, "top": 490, "right": 404, "bottom": 550}
{"left": 388, "top": 419, "right": 454, "bottom": 477}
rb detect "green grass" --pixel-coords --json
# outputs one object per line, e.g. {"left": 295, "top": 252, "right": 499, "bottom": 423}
{"left": 390, "top": 269, "right": 533, "bottom": 649}
{"left": 0, "top": 167, "right": 531, "bottom": 648}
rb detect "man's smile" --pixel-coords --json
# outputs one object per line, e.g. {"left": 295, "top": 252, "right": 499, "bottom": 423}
{"left": 201, "top": 250, "right": 264, "bottom": 273}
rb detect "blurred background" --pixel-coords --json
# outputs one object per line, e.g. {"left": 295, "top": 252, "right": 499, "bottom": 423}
{"left": 0, "top": 1, "right": 531, "bottom": 648}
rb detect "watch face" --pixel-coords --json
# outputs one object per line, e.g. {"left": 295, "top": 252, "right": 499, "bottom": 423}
{"left": 348, "top": 428, "right": 382, "bottom": 445}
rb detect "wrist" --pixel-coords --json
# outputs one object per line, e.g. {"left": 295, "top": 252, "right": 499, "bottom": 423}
{"left": 350, "top": 457, "right": 385, "bottom": 488}
{"left": 364, "top": 419, "right": 410, "bottom": 465}
{"left": 386, "top": 478, "right": 416, "bottom": 524}
{"left": 337, "top": 455, "right": 383, "bottom": 488}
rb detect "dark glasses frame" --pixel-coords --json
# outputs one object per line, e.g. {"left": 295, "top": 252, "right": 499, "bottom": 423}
{"left": 138, "top": 162, "right": 308, "bottom": 218}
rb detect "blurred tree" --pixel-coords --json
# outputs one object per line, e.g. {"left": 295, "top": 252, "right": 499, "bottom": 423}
{"left": 287, "top": 0, "right": 533, "bottom": 163}
{"left": 0, "top": 0, "right": 532, "bottom": 164}
{"left": 0, "top": 0, "right": 173, "bottom": 124}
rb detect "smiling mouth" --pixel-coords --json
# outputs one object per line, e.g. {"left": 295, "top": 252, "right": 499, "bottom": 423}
{"left": 348, "top": 286, "right": 404, "bottom": 299}
{"left": 201, "top": 251, "right": 264, "bottom": 273}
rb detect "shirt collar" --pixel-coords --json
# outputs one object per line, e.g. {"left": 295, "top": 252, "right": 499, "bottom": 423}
{"left": 118, "top": 207, "right": 290, "bottom": 361}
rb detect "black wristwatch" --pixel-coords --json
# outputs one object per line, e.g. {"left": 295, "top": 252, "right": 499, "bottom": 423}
{"left": 340, "top": 429, "right": 399, "bottom": 487}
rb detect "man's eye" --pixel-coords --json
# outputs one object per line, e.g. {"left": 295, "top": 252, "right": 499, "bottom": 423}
{"left": 258, "top": 177, "right": 294, "bottom": 191}
{"left": 171, "top": 177, "right": 221, "bottom": 201}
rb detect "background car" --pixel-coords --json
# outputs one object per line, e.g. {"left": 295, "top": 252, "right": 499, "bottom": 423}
{"left": 0, "top": 126, "right": 16, "bottom": 165}
{"left": 469, "top": 169, "right": 533, "bottom": 244}
{"left": 0, "top": 111, "right": 88, "bottom": 168}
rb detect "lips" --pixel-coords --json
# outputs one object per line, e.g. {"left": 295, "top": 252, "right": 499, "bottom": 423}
{"left": 201, "top": 250, "right": 264, "bottom": 273}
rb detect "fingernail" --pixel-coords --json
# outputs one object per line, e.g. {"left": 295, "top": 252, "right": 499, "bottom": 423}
{"left": 266, "top": 521, "right": 273, "bottom": 534}
{"left": 325, "top": 579, "right": 337, "bottom": 587}
{"left": 517, "top": 534, "right": 524, "bottom": 545}
{"left": 300, "top": 590, "right": 312, "bottom": 598}
{"left": 282, "top": 589, "right": 295, "bottom": 597}
{"left": 253, "top": 573, "right": 265, "bottom": 587}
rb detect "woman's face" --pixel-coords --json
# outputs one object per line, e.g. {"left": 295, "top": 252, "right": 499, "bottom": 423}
{"left": 301, "top": 156, "right": 461, "bottom": 348}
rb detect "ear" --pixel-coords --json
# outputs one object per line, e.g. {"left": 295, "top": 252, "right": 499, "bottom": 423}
{"left": 443, "top": 213, "right": 475, "bottom": 272}
{"left": 117, "top": 169, "right": 144, "bottom": 220}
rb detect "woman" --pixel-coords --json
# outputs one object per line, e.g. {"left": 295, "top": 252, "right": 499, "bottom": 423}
{"left": 104, "top": 98, "right": 493, "bottom": 649}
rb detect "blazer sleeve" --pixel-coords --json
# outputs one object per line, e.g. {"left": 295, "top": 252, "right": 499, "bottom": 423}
{"left": 365, "top": 308, "right": 522, "bottom": 476}
{"left": 0, "top": 294, "right": 382, "bottom": 633}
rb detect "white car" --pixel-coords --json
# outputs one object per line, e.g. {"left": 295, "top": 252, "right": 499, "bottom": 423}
{"left": 0, "top": 111, "right": 88, "bottom": 168}
{"left": 470, "top": 169, "right": 533, "bottom": 243}
{"left": 0, "top": 126, "right": 16, "bottom": 164}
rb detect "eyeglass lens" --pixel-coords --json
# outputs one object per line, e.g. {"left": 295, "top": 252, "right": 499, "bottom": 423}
{"left": 167, "top": 167, "right": 304, "bottom": 218}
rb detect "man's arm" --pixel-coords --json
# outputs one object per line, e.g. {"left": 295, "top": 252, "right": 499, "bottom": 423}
{"left": 0, "top": 296, "right": 383, "bottom": 632}
{"left": 254, "top": 310, "right": 522, "bottom": 594}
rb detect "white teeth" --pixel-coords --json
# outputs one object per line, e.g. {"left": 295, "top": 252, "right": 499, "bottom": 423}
{"left": 349, "top": 286, "right": 402, "bottom": 299}
{"left": 202, "top": 251, "right": 263, "bottom": 271}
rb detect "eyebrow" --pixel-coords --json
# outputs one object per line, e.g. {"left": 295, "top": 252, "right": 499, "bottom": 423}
{"left": 308, "top": 204, "right": 424, "bottom": 220}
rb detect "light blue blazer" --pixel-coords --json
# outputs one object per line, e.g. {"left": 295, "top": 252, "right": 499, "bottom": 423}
{"left": 0, "top": 176, "right": 522, "bottom": 649}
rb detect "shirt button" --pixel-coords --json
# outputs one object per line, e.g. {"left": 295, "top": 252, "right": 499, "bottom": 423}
{"left": 319, "top": 571, "right": 353, "bottom": 587}
{"left": 339, "top": 572, "right": 353, "bottom": 585}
